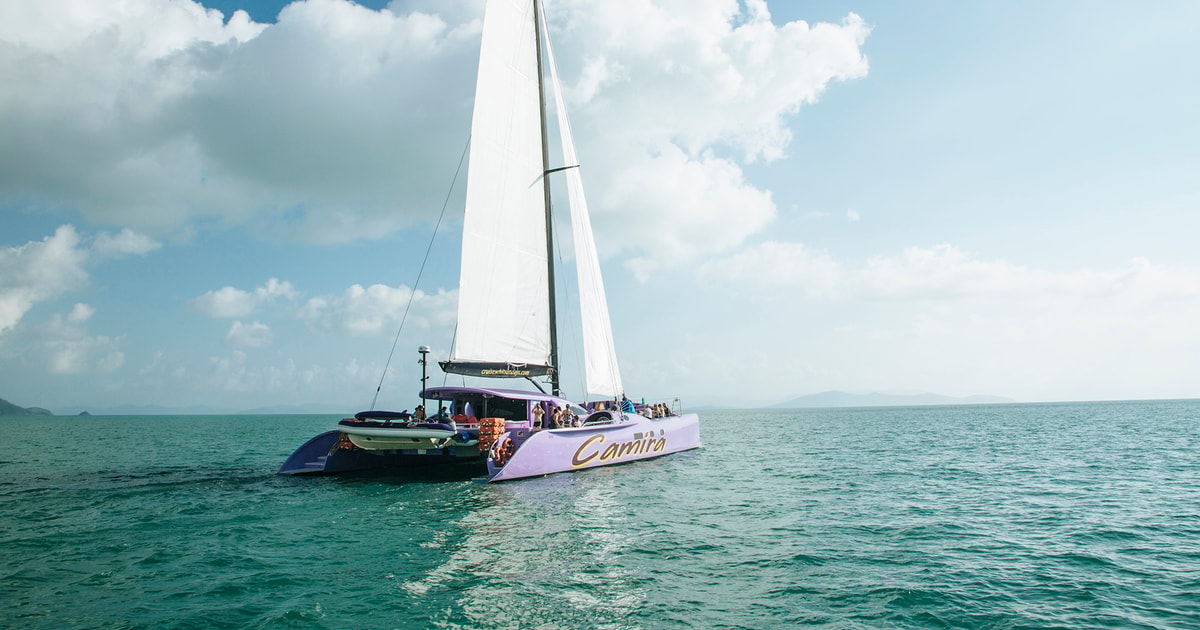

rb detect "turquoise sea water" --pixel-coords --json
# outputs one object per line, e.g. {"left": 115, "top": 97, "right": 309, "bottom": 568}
{"left": 2, "top": 400, "right": 1199, "bottom": 629}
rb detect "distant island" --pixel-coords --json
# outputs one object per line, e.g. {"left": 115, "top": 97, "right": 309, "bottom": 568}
{"left": 0, "top": 397, "right": 54, "bottom": 416}
{"left": 771, "top": 391, "right": 1013, "bottom": 409}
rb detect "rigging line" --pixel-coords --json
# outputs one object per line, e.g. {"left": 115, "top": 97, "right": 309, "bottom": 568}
{"left": 525, "top": 376, "right": 548, "bottom": 394}
{"left": 369, "top": 133, "right": 472, "bottom": 410}
{"left": 441, "top": 324, "right": 457, "bottom": 387}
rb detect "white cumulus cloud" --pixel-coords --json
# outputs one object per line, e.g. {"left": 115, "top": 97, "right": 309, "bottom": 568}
{"left": 0, "top": 0, "right": 478, "bottom": 238}
{"left": 190, "top": 278, "right": 299, "bottom": 318}
{"left": 1, "top": 0, "right": 869, "bottom": 270}
{"left": 0, "top": 226, "right": 90, "bottom": 334}
{"left": 208, "top": 350, "right": 250, "bottom": 392}
{"left": 607, "top": 146, "right": 777, "bottom": 281}
{"left": 93, "top": 228, "right": 163, "bottom": 258}
{"left": 699, "top": 240, "right": 841, "bottom": 295}
{"left": 0, "top": 225, "right": 157, "bottom": 335}
{"left": 27, "top": 303, "right": 126, "bottom": 374}
{"left": 225, "top": 320, "right": 273, "bottom": 348}
{"left": 701, "top": 241, "right": 1200, "bottom": 302}
{"left": 551, "top": 0, "right": 870, "bottom": 273}
{"left": 299, "top": 284, "right": 457, "bottom": 335}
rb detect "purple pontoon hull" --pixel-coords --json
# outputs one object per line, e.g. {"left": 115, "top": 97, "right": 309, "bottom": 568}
{"left": 278, "top": 430, "right": 484, "bottom": 476}
{"left": 484, "top": 412, "right": 700, "bottom": 482}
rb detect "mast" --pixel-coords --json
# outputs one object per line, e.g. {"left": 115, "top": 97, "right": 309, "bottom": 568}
{"left": 534, "top": 0, "right": 560, "bottom": 396}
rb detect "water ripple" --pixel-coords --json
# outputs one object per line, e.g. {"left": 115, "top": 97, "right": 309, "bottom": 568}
{"left": 2, "top": 403, "right": 1200, "bottom": 627}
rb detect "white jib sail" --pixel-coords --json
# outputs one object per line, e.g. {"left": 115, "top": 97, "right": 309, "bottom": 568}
{"left": 452, "top": 0, "right": 551, "bottom": 369}
{"left": 541, "top": 10, "right": 624, "bottom": 399}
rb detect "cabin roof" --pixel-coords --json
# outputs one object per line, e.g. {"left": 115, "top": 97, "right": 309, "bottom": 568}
{"left": 421, "top": 385, "right": 573, "bottom": 405}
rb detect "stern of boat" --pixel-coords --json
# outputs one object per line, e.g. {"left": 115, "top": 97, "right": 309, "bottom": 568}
{"left": 278, "top": 430, "right": 403, "bottom": 475}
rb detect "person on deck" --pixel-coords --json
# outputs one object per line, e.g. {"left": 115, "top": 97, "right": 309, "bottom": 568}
{"left": 532, "top": 403, "right": 545, "bottom": 428}
{"left": 621, "top": 396, "right": 635, "bottom": 413}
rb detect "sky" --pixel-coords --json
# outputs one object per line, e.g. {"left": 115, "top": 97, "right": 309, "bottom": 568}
{"left": 2, "top": 0, "right": 1199, "bottom": 412}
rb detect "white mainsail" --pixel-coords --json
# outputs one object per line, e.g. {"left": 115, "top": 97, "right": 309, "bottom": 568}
{"left": 449, "top": 0, "right": 624, "bottom": 398}
{"left": 451, "top": 0, "right": 550, "bottom": 371}
{"left": 541, "top": 9, "right": 624, "bottom": 399}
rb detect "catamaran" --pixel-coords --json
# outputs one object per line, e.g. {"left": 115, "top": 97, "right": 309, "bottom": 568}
{"left": 279, "top": 0, "right": 701, "bottom": 481}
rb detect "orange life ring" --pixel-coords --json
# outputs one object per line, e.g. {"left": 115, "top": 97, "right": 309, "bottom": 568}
{"left": 491, "top": 436, "right": 515, "bottom": 467}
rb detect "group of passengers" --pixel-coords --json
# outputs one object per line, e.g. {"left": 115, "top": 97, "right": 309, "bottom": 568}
{"left": 531, "top": 403, "right": 581, "bottom": 429}
{"left": 530, "top": 397, "right": 676, "bottom": 428}
{"left": 414, "top": 404, "right": 459, "bottom": 423}
{"left": 644, "top": 402, "right": 674, "bottom": 418}
{"left": 552, "top": 406, "right": 580, "bottom": 428}
{"left": 585, "top": 398, "right": 676, "bottom": 418}
{"left": 415, "top": 397, "right": 673, "bottom": 427}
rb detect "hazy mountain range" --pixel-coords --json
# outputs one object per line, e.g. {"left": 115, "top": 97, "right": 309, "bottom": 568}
{"left": 0, "top": 397, "right": 53, "bottom": 416}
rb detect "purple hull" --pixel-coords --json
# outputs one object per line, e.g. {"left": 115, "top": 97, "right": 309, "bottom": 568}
{"left": 485, "top": 412, "right": 701, "bottom": 482}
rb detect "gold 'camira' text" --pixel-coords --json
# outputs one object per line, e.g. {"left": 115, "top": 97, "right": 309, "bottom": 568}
{"left": 571, "top": 433, "right": 667, "bottom": 468}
